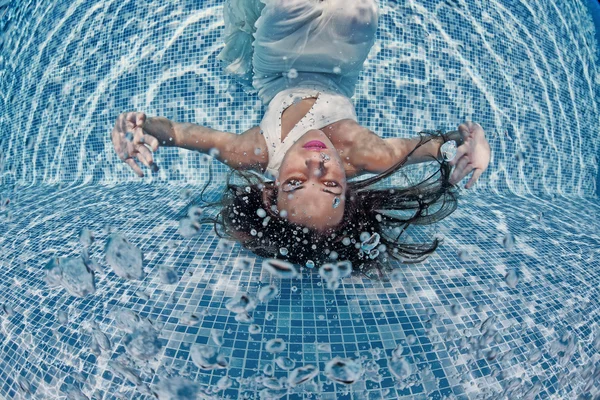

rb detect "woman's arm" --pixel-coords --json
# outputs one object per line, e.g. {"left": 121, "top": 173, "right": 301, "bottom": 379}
{"left": 366, "top": 122, "right": 490, "bottom": 189}
{"left": 358, "top": 131, "right": 460, "bottom": 174}
{"left": 383, "top": 130, "right": 464, "bottom": 167}
{"left": 143, "top": 117, "right": 268, "bottom": 171}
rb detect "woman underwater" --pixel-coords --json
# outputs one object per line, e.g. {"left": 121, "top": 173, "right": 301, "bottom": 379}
{"left": 111, "top": 0, "right": 491, "bottom": 277}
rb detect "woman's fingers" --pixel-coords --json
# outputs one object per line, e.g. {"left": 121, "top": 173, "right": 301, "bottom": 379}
{"left": 458, "top": 121, "right": 477, "bottom": 134}
{"left": 453, "top": 164, "right": 474, "bottom": 186}
{"left": 111, "top": 112, "right": 155, "bottom": 178}
{"left": 465, "top": 169, "right": 483, "bottom": 189}
{"left": 125, "top": 158, "right": 144, "bottom": 177}
{"left": 450, "top": 156, "right": 472, "bottom": 184}
{"left": 125, "top": 112, "right": 145, "bottom": 129}
{"left": 111, "top": 127, "right": 128, "bottom": 161}
{"left": 117, "top": 113, "right": 129, "bottom": 134}
{"left": 135, "top": 145, "right": 154, "bottom": 167}
{"left": 448, "top": 145, "right": 468, "bottom": 167}
{"left": 135, "top": 112, "right": 146, "bottom": 128}
{"left": 451, "top": 121, "right": 487, "bottom": 188}
{"left": 457, "top": 123, "right": 471, "bottom": 139}
{"left": 143, "top": 134, "right": 159, "bottom": 151}
{"left": 112, "top": 112, "right": 157, "bottom": 177}
{"left": 125, "top": 112, "right": 147, "bottom": 143}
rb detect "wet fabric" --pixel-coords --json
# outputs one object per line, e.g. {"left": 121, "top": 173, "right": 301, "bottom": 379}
{"left": 259, "top": 87, "right": 358, "bottom": 179}
{"left": 219, "top": 0, "right": 379, "bottom": 105}
{"left": 218, "top": 0, "right": 379, "bottom": 179}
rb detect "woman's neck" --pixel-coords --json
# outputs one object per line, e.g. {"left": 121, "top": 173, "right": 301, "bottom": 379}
{"left": 280, "top": 97, "right": 369, "bottom": 178}
{"left": 280, "top": 97, "right": 318, "bottom": 142}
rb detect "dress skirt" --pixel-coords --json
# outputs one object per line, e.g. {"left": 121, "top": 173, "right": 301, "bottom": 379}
{"left": 217, "top": 0, "right": 379, "bottom": 106}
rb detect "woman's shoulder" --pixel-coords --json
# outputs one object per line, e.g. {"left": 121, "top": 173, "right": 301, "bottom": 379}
{"left": 326, "top": 120, "right": 394, "bottom": 175}
{"left": 326, "top": 119, "right": 377, "bottom": 145}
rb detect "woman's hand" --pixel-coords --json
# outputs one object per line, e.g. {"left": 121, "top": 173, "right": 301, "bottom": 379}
{"left": 449, "top": 121, "right": 490, "bottom": 189}
{"left": 111, "top": 112, "right": 160, "bottom": 177}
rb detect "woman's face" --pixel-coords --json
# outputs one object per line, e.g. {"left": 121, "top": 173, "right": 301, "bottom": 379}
{"left": 276, "top": 129, "right": 347, "bottom": 231}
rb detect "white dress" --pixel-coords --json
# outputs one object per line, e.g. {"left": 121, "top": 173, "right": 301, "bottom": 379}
{"left": 218, "top": 0, "right": 379, "bottom": 178}
{"left": 218, "top": 0, "right": 379, "bottom": 105}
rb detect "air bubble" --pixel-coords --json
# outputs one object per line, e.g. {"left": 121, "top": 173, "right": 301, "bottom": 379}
{"left": 258, "top": 284, "right": 279, "bottom": 302}
{"left": 503, "top": 231, "right": 515, "bottom": 250}
{"left": 225, "top": 293, "right": 256, "bottom": 314}
{"left": 392, "top": 344, "right": 404, "bottom": 358}
{"left": 361, "top": 233, "right": 380, "bottom": 253}
{"left": 249, "top": 324, "right": 262, "bottom": 334}
{"left": 288, "top": 364, "right": 318, "bottom": 386}
{"left": 287, "top": 69, "right": 298, "bottom": 79}
{"left": 266, "top": 338, "right": 286, "bottom": 354}
{"left": 388, "top": 356, "right": 413, "bottom": 380}
{"left": 190, "top": 344, "right": 228, "bottom": 370}
{"left": 263, "top": 259, "right": 299, "bottom": 279}
{"left": 324, "top": 357, "right": 363, "bottom": 385}
{"left": 211, "top": 329, "right": 223, "bottom": 346}
{"left": 504, "top": 269, "right": 519, "bottom": 288}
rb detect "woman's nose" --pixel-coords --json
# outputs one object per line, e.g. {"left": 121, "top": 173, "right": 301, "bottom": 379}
{"left": 305, "top": 158, "right": 326, "bottom": 177}
{"left": 305, "top": 157, "right": 326, "bottom": 169}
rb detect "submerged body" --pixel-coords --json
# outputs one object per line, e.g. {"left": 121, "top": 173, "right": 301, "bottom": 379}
{"left": 111, "top": 0, "right": 490, "bottom": 232}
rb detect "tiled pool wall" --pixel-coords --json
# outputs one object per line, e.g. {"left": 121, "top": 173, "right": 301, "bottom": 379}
{"left": 1, "top": 1, "right": 600, "bottom": 399}
{"left": 0, "top": 0, "right": 598, "bottom": 198}
{"left": 586, "top": 0, "right": 600, "bottom": 198}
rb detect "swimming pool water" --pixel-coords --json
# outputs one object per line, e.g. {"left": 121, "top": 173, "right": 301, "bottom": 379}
{"left": 0, "top": 0, "right": 599, "bottom": 399}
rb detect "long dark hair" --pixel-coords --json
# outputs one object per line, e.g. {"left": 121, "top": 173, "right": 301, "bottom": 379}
{"left": 186, "top": 130, "right": 461, "bottom": 279}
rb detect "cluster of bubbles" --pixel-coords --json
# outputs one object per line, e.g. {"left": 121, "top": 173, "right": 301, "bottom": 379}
{"left": 359, "top": 232, "right": 382, "bottom": 259}
{"left": 318, "top": 261, "right": 352, "bottom": 290}
{"left": 190, "top": 344, "right": 229, "bottom": 370}
{"left": 35, "top": 204, "right": 589, "bottom": 399}
{"left": 387, "top": 344, "right": 414, "bottom": 382}
{"left": 46, "top": 228, "right": 186, "bottom": 301}
{"left": 105, "top": 233, "right": 145, "bottom": 280}
{"left": 39, "top": 226, "right": 200, "bottom": 396}
{"left": 44, "top": 256, "right": 97, "bottom": 298}
{"left": 97, "top": 309, "right": 165, "bottom": 396}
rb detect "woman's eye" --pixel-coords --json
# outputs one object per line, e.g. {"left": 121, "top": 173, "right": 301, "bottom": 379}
{"left": 288, "top": 179, "right": 302, "bottom": 187}
{"left": 324, "top": 181, "right": 338, "bottom": 187}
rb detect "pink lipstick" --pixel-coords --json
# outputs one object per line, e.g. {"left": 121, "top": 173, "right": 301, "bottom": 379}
{"left": 303, "top": 140, "right": 327, "bottom": 149}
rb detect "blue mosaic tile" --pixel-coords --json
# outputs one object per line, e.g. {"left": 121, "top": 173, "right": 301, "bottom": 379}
{"left": 0, "top": 0, "right": 599, "bottom": 398}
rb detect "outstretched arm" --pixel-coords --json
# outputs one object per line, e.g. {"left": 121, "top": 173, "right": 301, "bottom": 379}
{"left": 359, "top": 131, "right": 457, "bottom": 172}
{"left": 363, "top": 122, "right": 490, "bottom": 189}
{"left": 141, "top": 116, "right": 268, "bottom": 171}
{"left": 112, "top": 112, "right": 269, "bottom": 177}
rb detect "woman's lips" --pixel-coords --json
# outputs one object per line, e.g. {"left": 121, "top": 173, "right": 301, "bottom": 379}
{"left": 303, "top": 140, "right": 327, "bottom": 149}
